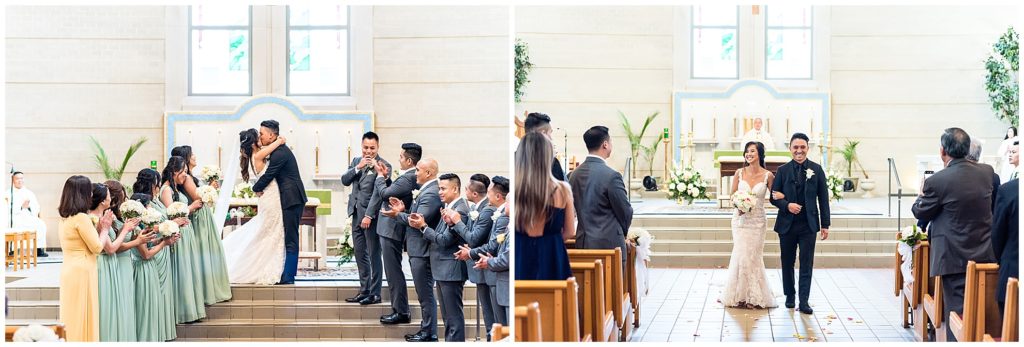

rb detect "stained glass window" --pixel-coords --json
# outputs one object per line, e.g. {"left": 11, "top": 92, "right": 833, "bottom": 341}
{"left": 765, "top": 6, "right": 813, "bottom": 79}
{"left": 691, "top": 6, "right": 739, "bottom": 79}
{"left": 287, "top": 5, "right": 350, "bottom": 95}
{"left": 189, "top": 5, "right": 252, "bottom": 95}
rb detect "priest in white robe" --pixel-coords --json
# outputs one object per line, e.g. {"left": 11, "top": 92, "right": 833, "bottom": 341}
{"left": 741, "top": 117, "right": 776, "bottom": 150}
{"left": 6, "top": 172, "right": 48, "bottom": 257}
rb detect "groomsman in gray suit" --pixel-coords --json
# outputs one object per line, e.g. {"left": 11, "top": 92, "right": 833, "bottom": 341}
{"left": 412, "top": 173, "right": 470, "bottom": 341}
{"left": 373, "top": 143, "right": 421, "bottom": 325}
{"left": 460, "top": 176, "right": 510, "bottom": 325}
{"left": 569, "top": 126, "right": 634, "bottom": 270}
{"left": 450, "top": 174, "right": 496, "bottom": 340}
{"left": 341, "top": 131, "right": 388, "bottom": 305}
{"left": 387, "top": 158, "right": 443, "bottom": 342}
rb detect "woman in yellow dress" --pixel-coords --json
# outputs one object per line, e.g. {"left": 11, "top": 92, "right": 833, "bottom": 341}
{"left": 57, "top": 175, "right": 113, "bottom": 342}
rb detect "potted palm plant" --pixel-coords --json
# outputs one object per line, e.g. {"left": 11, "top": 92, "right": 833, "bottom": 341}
{"left": 619, "top": 110, "right": 661, "bottom": 197}
{"left": 838, "top": 139, "right": 870, "bottom": 193}
{"left": 89, "top": 136, "right": 149, "bottom": 182}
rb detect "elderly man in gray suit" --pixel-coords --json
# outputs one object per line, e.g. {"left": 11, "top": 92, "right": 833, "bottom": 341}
{"left": 386, "top": 158, "right": 443, "bottom": 342}
{"left": 373, "top": 143, "right": 421, "bottom": 325}
{"left": 412, "top": 173, "right": 470, "bottom": 341}
{"left": 461, "top": 176, "right": 510, "bottom": 325}
{"left": 449, "top": 174, "right": 496, "bottom": 339}
{"left": 569, "top": 126, "right": 634, "bottom": 270}
{"left": 341, "top": 131, "right": 389, "bottom": 305}
{"left": 912, "top": 127, "right": 998, "bottom": 341}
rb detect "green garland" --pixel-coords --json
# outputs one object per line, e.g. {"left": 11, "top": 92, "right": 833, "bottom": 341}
{"left": 514, "top": 38, "right": 533, "bottom": 103}
{"left": 985, "top": 27, "right": 1019, "bottom": 128}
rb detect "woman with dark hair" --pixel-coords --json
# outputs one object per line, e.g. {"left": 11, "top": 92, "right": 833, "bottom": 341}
{"left": 720, "top": 141, "right": 778, "bottom": 309}
{"left": 999, "top": 126, "right": 1018, "bottom": 181}
{"left": 130, "top": 170, "right": 179, "bottom": 341}
{"left": 91, "top": 182, "right": 142, "bottom": 341}
{"left": 160, "top": 156, "right": 207, "bottom": 323}
{"left": 513, "top": 132, "right": 574, "bottom": 280}
{"left": 171, "top": 146, "right": 232, "bottom": 304}
{"left": 57, "top": 175, "right": 110, "bottom": 341}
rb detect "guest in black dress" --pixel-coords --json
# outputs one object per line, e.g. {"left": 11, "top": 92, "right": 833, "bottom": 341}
{"left": 515, "top": 132, "right": 573, "bottom": 280}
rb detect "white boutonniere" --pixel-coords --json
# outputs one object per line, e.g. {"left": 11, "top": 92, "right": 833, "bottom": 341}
{"left": 496, "top": 232, "right": 507, "bottom": 244}
{"left": 391, "top": 168, "right": 400, "bottom": 180}
{"left": 469, "top": 210, "right": 480, "bottom": 221}
{"left": 491, "top": 212, "right": 500, "bottom": 222}
{"left": 806, "top": 169, "right": 815, "bottom": 181}
{"left": 412, "top": 189, "right": 421, "bottom": 199}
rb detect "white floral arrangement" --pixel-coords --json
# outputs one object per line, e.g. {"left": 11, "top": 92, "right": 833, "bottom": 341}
{"left": 667, "top": 165, "right": 710, "bottom": 204}
{"left": 158, "top": 220, "right": 180, "bottom": 237}
{"left": 199, "top": 165, "right": 222, "bottom": 184}
{"left": 11, "top": 324, "right": 61, "bottom": 342}
{"left": 119, "top": 199, "right": 146, "bottom": 220}
{"left": 897, "top": 225, "right": 926, "bottom": 286}
{"left": 731, "top": 190, "right": 758, "bottom": 213}
{"left": 825, "top": 169, "right": 844, "bottom": 201}
{"left": 626, "top": 227, "right": 653, "bottom": 243}
{"left": 140, "top": 207, "right": 163, "bottom": 229}
{"left": 196, "top": 185, "right": 219, "bottom": 205}
{"left": 233, "top": 182, "right": 256, "bottom": 199}
{"left": 166, "top": 202, "right": 189, "bottom": 220}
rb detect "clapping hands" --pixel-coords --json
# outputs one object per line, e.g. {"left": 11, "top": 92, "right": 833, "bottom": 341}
{"left": 474, "top": 252, "right": 493, "bottom": 270}
{"left": 408, "top": 213, "right": 426, "bottom": 230}
{"left": 454, "top": 244, "right": 471, "bottom": 261}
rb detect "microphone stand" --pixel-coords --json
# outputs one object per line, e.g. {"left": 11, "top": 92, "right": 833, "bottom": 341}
{"left": 8, "top": 162, "right": 14, "bottom": 229}
{"left": 556, "top": 128, "right": 569, "bottom": 175}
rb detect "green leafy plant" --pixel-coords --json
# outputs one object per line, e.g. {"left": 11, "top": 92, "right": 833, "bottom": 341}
{"left": 618, "top": 110, "right": 661, "bottom": 177}
{"left": 838, "top": 140, "right": 869, "bottom": 179}
{"left": 639, "top": 132, "right": 663, "bottom": 178}
{"left": 89, "top": 136, "right": 149, "bottom": 181}
{"left": 985, "top": 27, "right": 1019, "bottom": 128}
{"left": 514, "top": 38, "right": 533, "bottom": 103}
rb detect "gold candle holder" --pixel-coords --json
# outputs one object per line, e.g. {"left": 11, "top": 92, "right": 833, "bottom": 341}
{"left": 663, "top": 134, "right": 671, "bottom": 189}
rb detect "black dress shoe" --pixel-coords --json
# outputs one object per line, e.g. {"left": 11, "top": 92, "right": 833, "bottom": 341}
{"left": 785, "top": 295, "right": 796, "bottom": 308}
{"left": 406, "top": 331, "right": 438, "bottom": 342}
{"left": 36, "top": 249, "right": 49, "bottom": 257}
{"left": 345, "top": 293, "right": 368, "bottom": 303}
{"left": 359, "top": 295, "right": 381, "bottom": 305}
{"left": 798, "top": 303, "right": 814, "bottom": 314}
{"left": 381, "top": 312, "right": 411, "bottom": 325}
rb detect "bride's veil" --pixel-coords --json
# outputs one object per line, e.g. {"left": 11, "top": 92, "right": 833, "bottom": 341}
{"left": 214, "top": 136, "right": 242, "bottom": 237}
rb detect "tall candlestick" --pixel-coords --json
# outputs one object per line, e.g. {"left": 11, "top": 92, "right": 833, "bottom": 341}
{"left": 188, "top": 129, "right": 193, "bottom": 145}
{"left": 712, "top": 117, "right": 717, "bottom": 138}
{"left": 218, "top": 129, "right": 222, "bottom": 147}
{"left": 786, "top": 117, "right": 790, "bottom": 136}
{"left": 315, "top": 130, "right": 320, "bottom": 147}
{"left": 733, "top": 117, "right": 738, "bottom": 138}
{"left": 347, "top": 130, "right": 352, "bottom": 164}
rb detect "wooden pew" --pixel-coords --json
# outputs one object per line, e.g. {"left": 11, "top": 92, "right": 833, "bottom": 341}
{"left": 492, "top": 324, "right": 510, "bottom": 341}
{"left": 515, "top": 279, "right": 584, "bottom": 341}
{"left": 920, "top": 243, "right": 944, "bottom": 342}
{"left": 564, "top": 238, "right": 576, "bottom": 249}
{"left": 567, "top": 248, "right": 633, "bottom": 341}
{"left": 895, "top": 240, "right": 930, "bottom": 331}
{"left": 626, "top": 241, "right": 641, "bottom": 329}
{"left": 949, "top": 261, "right": 1001, "bottom": 342}
{"left": 985, "top": 278, "right": 1019, "bottom": 342}
{"left": 5, "top": 325, "right": 66, "bottom": 342}
{"left": 509, "top": 300, "right": 544, "bottom": 341}
{"left": 571, "top": 260, "right": 615, "bottom": 342}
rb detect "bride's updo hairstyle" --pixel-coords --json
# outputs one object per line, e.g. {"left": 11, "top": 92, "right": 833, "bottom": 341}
{"left": 239, "top": 128, "right": 259, "bottom": 181}
{"left": 743, "top": 141, "right": 766, "bottom": 169}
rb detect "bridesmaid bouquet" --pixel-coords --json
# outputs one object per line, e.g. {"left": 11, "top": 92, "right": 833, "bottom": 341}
{"left": 158, "top": 220, "right": 180, "bottom": 237}
{"left": 199, "top": 165, "right": 222, "bottom": 184}
{"left": 197, "top": 185, "right": 219, "bottom": 205}
{"left": 119, "top": 199, "right": 146, "bottom": 219}
{"left": 730, "top": 190, "right": 758, "bottom": 213}
{"left": 166, "top": 202, "right": 190, "bottom": 220}
{"left": 140, "top": 207, "right": 163, "bottom": 229}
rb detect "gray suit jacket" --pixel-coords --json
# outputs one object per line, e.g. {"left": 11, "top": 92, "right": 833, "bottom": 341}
{"left": 423, "top": 198, "right": 470, "bottom": 282}
{"left": 488, "top": 223, "right": 510, "bottom": 306}
{"left": 342, "top": 156, "right": 392, "bottom": 222}
{"left": 398, "top": 180, "right": 442, "bottom": 258}
{"left": 454, "top": 199, "right": 495, "bottom": 284}
{"left": 373, "top": 168, "right": 416, "bottom": 242}
{"left": 912, "top": 158, "right": 998, "bottom": 276}
{"left": 569, "top": 156, "right": 633, "bottom": 251}
{"left": 471, "top": 208, "right": 508, "bottom": 286}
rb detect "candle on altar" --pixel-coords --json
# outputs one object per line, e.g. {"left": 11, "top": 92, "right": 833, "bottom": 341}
{"left": 690, "top": 118, "right": 694, "bottom": 133}
{"left": 315, "top": 130, "right": 320, "bottom": 147}
{"left": 217, "top": 129, "right": 222, "bottom": 147}
{"left": 188, "top": 129, "right": 193, "bottom": 144}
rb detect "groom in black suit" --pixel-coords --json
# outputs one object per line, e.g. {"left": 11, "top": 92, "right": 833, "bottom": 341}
{"left": 770, "top": 133, "right": 830, "bottom": 314}
{"left": 253, "top": 120, "right": 308, "bottom": 284}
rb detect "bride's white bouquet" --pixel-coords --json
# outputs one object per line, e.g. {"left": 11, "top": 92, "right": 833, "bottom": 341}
{"left": 233, "top": 182, "right": 256, "bottom": 199}
{"left": 199, "top": 165, "right": 222, "bottom": 184}
{"left": 731, "top": 190, "right": 758, "bottom": 213}
{"left": 667, "top": 165, "right": 710, "bottom": 204}
{"left": 166, "top": 202, "right": 189, "bottom": 220}
{"left": 119, "top": 199, "right": 146, "bottom": 220}
{"left": 158, "top": 220, "right": 180, "bottom": 237}
{"left": 825, "top": 169, "right": 844, "bottom": 201}
{"left": 140, "top": 207, "right": 163, "bottom": 229}
{"left": 197, "top": 185, "right": 219, "bottom": 205}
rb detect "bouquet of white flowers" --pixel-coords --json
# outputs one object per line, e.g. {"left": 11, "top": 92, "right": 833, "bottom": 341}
{"left": 12, "top": 324, "right": 61, "bottom": 342}
{"left": 158, "top": 220, "right": 180, "bottom": 237}
{"left": 119, "top": 199, "right": 146, "bottom": 220}
{"left": 825, "top": 169, "right": 844, "bottom": 201}
{"left": 233, "top": 182, "right": 256, "bottom": 199}
{"left": 667, "top": 165, "right": 710, "bottom": 204}
{"left": 731, "top": 190, "right": 758, "bottom": 213}
{"left": 196, "top": 185, "right": 219, "bottom": 205}
{"left": 166, "top": 202, "right": 189, "bottom": 220}
{"left": 140, "top": 207, "right": 163, "bottom": 229}
{"left": 626, "top": 228, "right": 653, "bottom": 243}
{"left": 199, "top": 165, "right": 222, "bottom": 184}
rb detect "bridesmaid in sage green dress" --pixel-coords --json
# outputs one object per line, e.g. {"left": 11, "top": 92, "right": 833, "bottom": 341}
{"left": 172, "top": 146, "right": 232, "bottom": 304}
{"left": 103, "top": 181, "right": 158, "bottom": 341}
{"left": 161, "top": 156, "right": 207, "bottom": 323}
{"left": 130, "top": 169, "right": 178, "bottom": 341}
{"left": 91, "top": 182, "right": 141, "bottom": 341}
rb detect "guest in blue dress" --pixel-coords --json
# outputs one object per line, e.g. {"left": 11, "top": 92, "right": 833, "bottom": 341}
{"left": 514, "top": 132, "right": 574, "bottom": 280}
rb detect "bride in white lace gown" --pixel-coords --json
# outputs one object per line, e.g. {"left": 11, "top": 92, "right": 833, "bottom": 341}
{"left": 721, "top": 141, "right": 778, "bottom": 308}
{"left": 222, "top": 130, "right": 287, "bottom": 285}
